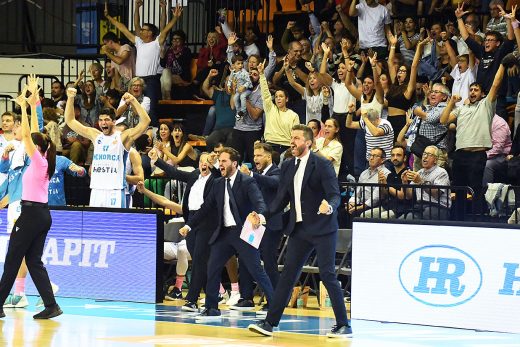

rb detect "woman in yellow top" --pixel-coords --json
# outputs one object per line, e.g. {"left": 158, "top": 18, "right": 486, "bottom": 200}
{"left": 257, "top": 61, "right": 300, "bottom": 154}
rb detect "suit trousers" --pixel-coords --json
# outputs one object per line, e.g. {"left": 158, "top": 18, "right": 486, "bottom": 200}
{"left": 0, "top": 205, "right": 56, "bottom": 308}
{"left": 205, "top": 226, "right": 274, "bottom": 310}
{"left": 239, "top": 227, "right": 283, "bottom": 300}
{"left": 265, "top": 223, "right": 348, "bottom": 327}
{"left": 184, "top": 225, "right": 213, "bottom": 303}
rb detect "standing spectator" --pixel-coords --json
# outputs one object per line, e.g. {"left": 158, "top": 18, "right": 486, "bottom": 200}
{"left": 105, "top": 1, "right": 183, "bottom": 126}
{"left": 486, "top": 0, "right": 508, "bottom": 36}
{"left": 445, "top": 39, "right": 477, "bottom": 107}
{"left": 75, "top": 80, "right": 100, "bottom": 127}
{"left": 349, "top": 0, "right": 392, "bottom": 59}
{"left": 483, "top": 114, "right": 512, "bottom": 185}
{"left": 160, "top": 30, "right": 193, "bottom": 100}
{"left": 314, "top": 118, "right": 343, "bottom": 176}
{"left": 50, "top": 81, "right": 66, "bottom": 109}
{"left": 88, "top": 63, "right": 106, "bottom": 97}
{"left": 397, "top": 17, "right": 420, "bottom": 65}
{"left": 101, "top": 31, "right": 136, "bottom": 91}
{"left": 258, "top": 62, "right": 300, "bottom": 154}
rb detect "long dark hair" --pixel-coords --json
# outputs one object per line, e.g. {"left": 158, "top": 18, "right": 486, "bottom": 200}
{"left": 31, "top": 132, "right": 56, "bottom": 178}
{"left": 156, "top": 122, "right": 175, "bottom": 149}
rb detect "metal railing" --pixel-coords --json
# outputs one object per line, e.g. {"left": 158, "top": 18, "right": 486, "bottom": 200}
{"left": 0, "top": 94, "right": 14, "bottom": 114}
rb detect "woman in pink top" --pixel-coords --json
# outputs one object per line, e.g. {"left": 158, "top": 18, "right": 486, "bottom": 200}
{"left": 0, "top": 80, "right": 61, "bottom": 320}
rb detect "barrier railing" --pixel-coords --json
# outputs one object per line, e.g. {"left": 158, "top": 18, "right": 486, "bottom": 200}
{"left": 0, "top": 94, "right": 14, "bottom": 114}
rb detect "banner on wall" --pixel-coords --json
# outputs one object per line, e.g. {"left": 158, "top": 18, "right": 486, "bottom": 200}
{"left": 0, "top": 208, "right": 161, "bottom": 303}
{"left": 352, "top": 220, "right": 520, "bottom": 334}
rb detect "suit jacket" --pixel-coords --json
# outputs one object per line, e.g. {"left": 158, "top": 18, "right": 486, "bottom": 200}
{"left": 252, "top": 164, "right": 283, "bottom": 231}
{"left": 188, "top": 171, "right": 266, "bottom": 245}
{"left": 268, "top": 152, "right": 340, "bottom": 236}
{"left": 155, "top": 159, "right": 219, "bottom": 223}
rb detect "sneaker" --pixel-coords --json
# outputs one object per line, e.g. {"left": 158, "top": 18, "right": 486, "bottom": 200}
{"left": 200, "top": 291, "right": 229, "bottom": 305}
{"left": 229, "top": 299, "right": 255, "bottom": 311}
{"left": 326, "top": 324, "right": 353, "bottom": 338}
{"left": 256, "top": 304, "right": 269, "bottom": 316}
{"left": 36, "top": 282, "right": 59, "bottom": 307}
{"left": 225, "top": 290, "right": 240, "bottom": 306}
{"left": 196, "top": 307, "right": 221, "bottom": 320}
{"left": 181, "top": 301, "right": 199, "bottom": 312}
{"left": 248, "top": 319, "right": 273, "bottom": 336}
{"left": 165, "top": 287, "right": 183, "bottom": 301}
{"left": 3, "top": 294, "right": 13, "bottom": 308}
{"left": 11, "top": 295, "right": 29, "bottom": 308}
{"left": 33, "top": 304, "right": 63, "bottom": 319}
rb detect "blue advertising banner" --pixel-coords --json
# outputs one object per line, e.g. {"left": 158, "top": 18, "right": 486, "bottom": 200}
{"left": 0, "top": 208, "right": 161, "bottom": 303}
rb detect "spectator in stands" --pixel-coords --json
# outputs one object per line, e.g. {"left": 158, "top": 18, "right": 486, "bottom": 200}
{"left": 99, "top": 88, "right": 121, "bottom": 113}
{"left": 456, "top": 3, "right": 515, "bottom": 120}
{"left": 446, "top": 42, "right": 477, "bottom": 107}
{"left": 202, "top": 69, "right": 236, "bottom": 151}
{"left": 346, "top": 102, "right": 394, "bottom": 167}
{"left": 104, "top": 61, "right": 123, "bottom": 93}
{"left": 349, "top": 0, "right": 392, "bottom": 59}
{"left": 134, "top": 133, "right": 152, "bottom": 177}
{"left": 50, "top": 81, "right": 66, "bottom": 109}
{"left": 281, "top": 21, "right": 306, "bottom": 53}
{"left": 411, "top": 83, "right": 450, "bottom": 170}
{"left": 465, "top": 13, "right": 486, "bottom": 41}
{"left": 75, "top": 80, "right": 101, "bottom": 127}
{"left": 48, "top": 156, "right": 86, "bottom": 206}
{"left": 272, "top": 41, "right": 309, "bottom": 122}
{"left": 386, "top": 33, "right": 425, "bottom": 141}
{"left": 307, "top": 119, "right": 321, "bottom": 140}
{"left": 483, "top": 114, "right": 512, "bottom": 186}
{"left": 377, "top": 145, "right": 409, "bottom": 218}
{"left": 89, "top": 63, "right": 105, "bottom": 97}
{"left": 347, "top": 147, "right": 390, "bottom": 217}
{"left": 43, "top": 108, "right": 62, "bottom": 154}
{"left": 101, "top": 31, "right": 136, "bottom": 91}
{"left": 258, "top": 61, "right": 300, "bottom": 154}
{"left": 61, "top": 103, "right": 90, "bottom": 164}
{"left": 161, "top": 122, "right": 198, "bottom": 169}
{"left": 228, "top": 55, "right": 253, "bottom": 120}
{"left": 230, "top": 68, "right": 264, "bottom": 164}
{"left": 396, "top": 17, "right": 420, "bottom": 65}
{"left": 116, "top": 77, "right": 150, "bottom": 131}
{"left": 486, "top": 0, "right": 508, "bottom": 36}
{"left": 160, "top": 30, "right": 193, "bottom": 100}
{"left": 314, "top": 118, "right": 343, "bottom": 177}
{"left": 104, "top": 1, "right": 183, "bottom": 126}
{"left": 225, "top": 33, "right": 248, "bottom": 65}
{"left": 441, "top": 62, "right": 507, "bottom": 216}
{"left": 401, "top": 145, "right": 451, "bottom": 220}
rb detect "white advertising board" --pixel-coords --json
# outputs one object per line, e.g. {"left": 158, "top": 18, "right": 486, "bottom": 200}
{"left": 352, "top": 221, "right": 520, "bottom": 334}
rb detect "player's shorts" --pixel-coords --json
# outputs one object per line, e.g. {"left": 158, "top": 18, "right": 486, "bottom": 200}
{"left": 7, "top": 200, "right": 21, "bottom": 234}
{"left": 89, "top": 189, "right": 126, "bottom": 208}
{"left": 164, "top": 239, "right": 188, "bottom": 261}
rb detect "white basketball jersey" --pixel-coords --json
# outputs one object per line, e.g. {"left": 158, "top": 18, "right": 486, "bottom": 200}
{"left": 90, "top": 131, "right": 127, "bottom": 190}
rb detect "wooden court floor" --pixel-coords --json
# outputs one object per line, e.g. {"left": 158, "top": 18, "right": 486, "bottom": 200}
{"left": 1, "top": 295, "right": 519, "bottom": 347}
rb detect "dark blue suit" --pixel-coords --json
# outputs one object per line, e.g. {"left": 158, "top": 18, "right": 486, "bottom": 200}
{"left": 187, "top": 171, "right": 274, "bottom": 310}
{"left": 156, "top": 159, "right": 219, "bottom": 303}
{"left": 264, "top": 152, "right": 348, "bottom": 327}
{"left": 240, "top": 164, "right": 283, "bottom": 300}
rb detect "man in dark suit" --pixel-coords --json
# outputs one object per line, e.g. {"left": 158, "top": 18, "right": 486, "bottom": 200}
{"left": 150, "top": 150, "right": 219, "bottom": 310}
{"left": 248, "top": 124, "right": 352, "bottom": 338}
{"left": 232, "top": 143, "right": 283, "bottom": 311}
{"left": 179, "top": 147, "right": 274, "bottom": 319}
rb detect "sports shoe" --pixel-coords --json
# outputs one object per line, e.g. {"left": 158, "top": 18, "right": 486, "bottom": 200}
{"left": 229, "top": 299, "right": 255, "bottom": 311}
{"left": 200, "top": 291, "right": 229, "bottom": 305}
{"left": 3, "top": 294, "right": 14, "bottom": 308}
{"left": 248, "top": 319, "right": 273, "bottom": 336}
{"left": 196, "top": 308, "right": 221, "bottom": 320}
{"left": 165, "top": 287, "right": 183, "bottom": 301}
{"left": 326, "top": 324, "right": 353, "bottom": 338}
{"left": 225, "top": 290, "right": 241, "bottom": 306}
{"left": 33, "top": 304, "right": 63, "bottom": 319}
{"left": 256, "top": 304, "right": 269, "bottom": 316}
{"left": 181, "top": 301, "right": 199, "bottom": 312}
{"left": 36, "top": 282, "right": 60, "bottom": 307}
{"left": 10, "top": 295, "right": 29, "bottom": 308}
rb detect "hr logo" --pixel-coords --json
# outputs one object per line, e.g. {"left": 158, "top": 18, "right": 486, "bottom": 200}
{"left": 399, "top": 245, "right": 483, "bottom": 307}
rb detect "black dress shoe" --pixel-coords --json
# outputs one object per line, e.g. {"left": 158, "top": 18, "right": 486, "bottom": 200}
{"left": 33, "top": 304, "right": 63, "bottom": 319}
{"left": 248, "top": 319, "right": 273, "bottom": 336}
{"left": 326, "top": 324, "right": 352, "bottom": 338}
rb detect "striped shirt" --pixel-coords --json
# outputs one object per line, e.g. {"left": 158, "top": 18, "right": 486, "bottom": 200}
{"left": 486, "top": 17, "right": 507, "bottom": 37}
{"left": 417, "top": 102, "right": 449, "bottom": 150}
{"left": 398, "top": 32, "right": 420, "bottom": 65}
{"left": 413, "top": 165, "right": 451, "bottom": 208}
{"left": 360, "top": 118, "right": 394, "bottom": 160}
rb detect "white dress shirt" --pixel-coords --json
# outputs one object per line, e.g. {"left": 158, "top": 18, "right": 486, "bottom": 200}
{"left": 187, "top": 174, "right": 211, "bottom": 211}
{"left": 223, "top": 170, "right": 238, "bottom": 227}
{"left": 294, "top": 150, "right": 310, "bottom": 222}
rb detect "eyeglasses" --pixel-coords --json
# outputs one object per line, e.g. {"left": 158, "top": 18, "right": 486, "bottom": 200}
{"left": 369, "top": 154, "right": 382, "bottom": 158}
{"left": 484, "top": 38, "right": 497, "bottom": 42}
{"left": 422, "top": 152, "right": 437, "bottom": 158}
{"left": 131, "top": 84, "right": 143, "bottom": 87}
{"left": 430, "top": 90, "right": 445, "bottom": 94}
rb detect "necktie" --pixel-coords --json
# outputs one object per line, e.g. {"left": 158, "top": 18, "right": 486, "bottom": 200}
{"left": 293, "top": 158, "right": 301, "bottom": 179}
{"left": 226, "top": 178, "right": 240, "bottom": 224}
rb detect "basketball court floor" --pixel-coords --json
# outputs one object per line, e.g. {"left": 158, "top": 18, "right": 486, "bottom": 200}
{"left": 1, "top": 296, "right": 519, "bottom": 347}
